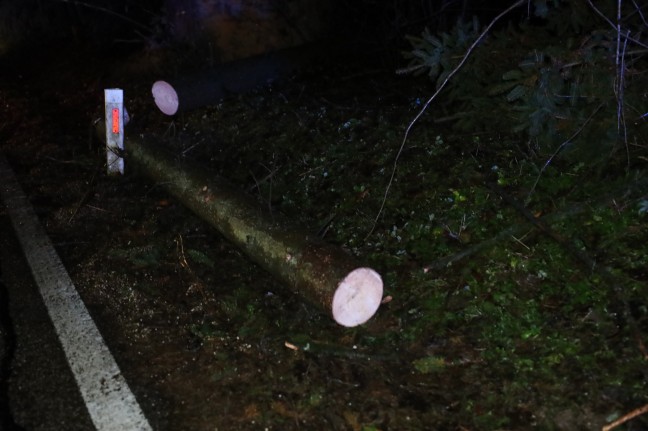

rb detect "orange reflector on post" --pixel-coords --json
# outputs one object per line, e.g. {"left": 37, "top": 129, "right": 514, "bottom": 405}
{"left": 112, "top": 108, "right": 120, "bottom": 134}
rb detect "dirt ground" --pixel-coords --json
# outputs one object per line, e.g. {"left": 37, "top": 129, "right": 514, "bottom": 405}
{"left": 1, "top": 34, "right": 647, "bottom": 431}
{"left": 0, "top": 41, "right": 423, "bottom": 430}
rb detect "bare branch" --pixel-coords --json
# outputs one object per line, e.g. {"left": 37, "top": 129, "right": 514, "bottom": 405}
{"left": 366, "top": 0, "right": 527, "bottom": 239}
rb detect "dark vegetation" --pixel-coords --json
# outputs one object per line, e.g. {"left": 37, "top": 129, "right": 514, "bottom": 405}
{"left": 1, "top": 0, "right": 647, "bottom": 429}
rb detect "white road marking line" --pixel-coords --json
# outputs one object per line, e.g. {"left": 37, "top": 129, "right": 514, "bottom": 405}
{"left": 0, "top": 154, "right": 152, "bottom": 431}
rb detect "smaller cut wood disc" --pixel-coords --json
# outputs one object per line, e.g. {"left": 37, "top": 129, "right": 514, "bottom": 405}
{"left": 332, "top": 268, "right": 383, "bottom": 327}
{"left": 152, "top": 80, "right": 179, "bottom": 116}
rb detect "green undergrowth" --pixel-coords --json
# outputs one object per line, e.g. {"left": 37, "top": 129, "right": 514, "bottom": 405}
{"left": 141, "top": 23, "right": 648, "bottom": 428}
{"left": 152, "top": 79, "right": 648, "bottom": 427}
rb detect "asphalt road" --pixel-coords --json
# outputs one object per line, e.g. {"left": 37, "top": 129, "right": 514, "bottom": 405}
{"left": 0, "top": 212, "right": 95, "bottom": 431}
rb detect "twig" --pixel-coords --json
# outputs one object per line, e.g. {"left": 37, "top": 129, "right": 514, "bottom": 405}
{"left": 489, "top": 180, "right": 646, "bottom": 364}
{"left": 614, "top": 0, "right": 630, "bottom": 167}
{"left": 68, "top": 171, "right": 98, "bottom": 224}
{"left": 489, "top": 181, "right": 600, "bottom": 272}
{"left": 525, "top": 103, "right": 603, "bottom": 204}
{"left": 366, "top": 0, "right": 527, "bottom": 239}
{"left": 586, "top": 0, "right": 648, "bottom": 50}
{"left": 602, "top": 403, "right": 648, "bottom": 431}
{"left": 175, "top": 234, "right": 207, "bottom": 301}
{"left": 424, "top": 174, "right": 648, "bottom": 271}
{"left": 620, "top": 31, "right": 631, "bottom": 167}
{"left": 631, "top": 0, "right": 648, "bottom": 27}
{"left": 249, "top": 163, "right": 277, "bottom": 217}
{"left": 54, "top": 0, "right": 152, "bottom": 33}
{"left": 284, "top": 338, "right": 398, "bottom": 361}
{"left": 510, "top": 234, "right": 530, "bottom": 250}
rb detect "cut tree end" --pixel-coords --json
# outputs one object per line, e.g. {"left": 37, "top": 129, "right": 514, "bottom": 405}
{"left": 332, "top": 267, "right": 383, "bottom": 327}
{"left": 152, "top": 80, "right": 179, "bottom": 116}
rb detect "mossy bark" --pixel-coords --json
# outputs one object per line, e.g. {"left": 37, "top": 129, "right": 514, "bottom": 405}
{"left": 126, "top": 136, "right": 382, "bottom": 326}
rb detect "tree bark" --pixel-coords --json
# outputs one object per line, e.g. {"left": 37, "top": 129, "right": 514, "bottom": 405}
{"left": 126, "top": 136, "right": 383, "bottom": 327}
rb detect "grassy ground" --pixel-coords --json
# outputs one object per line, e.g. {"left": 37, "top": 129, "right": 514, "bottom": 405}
{"left": 1, "top": 33, "right": 647, "bottom": 429}
{"left": 140, "top": 53, "right": 648, "bottom": 428}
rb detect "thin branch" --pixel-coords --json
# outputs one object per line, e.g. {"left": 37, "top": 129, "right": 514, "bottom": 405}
{"left": 586, "top": 0, "right": 648, "bottom": 49}
{"left": 590, "top": 0, "right": 632, "bottom": 166}
{"left": 366, "top": 0, "right": 527, "bottom": 239}
{"left": 602, "top": 403, "right": 648, "bottom": 431}
{"left": 54, "top": 0, "right": 152, "bottom": 33}
{"left": 612, "top": 0, "right": 628, "bottom": 166}
{"left": 425, "top": 173, "right": 648, "bottom": 271}
{"left": 525, "top": 103, "right": 604, "bottom": 204}
{"left": 618, "top": 28, "right": 631, "bottom": 167}
{"left": 616, "top": 0, "right": 622, "bottom": 69}
{"left": 588, "top": 0, "right": 620, "bottom": 30}
{"left": 631, "top": 0, "right": 648, "bottom": 27}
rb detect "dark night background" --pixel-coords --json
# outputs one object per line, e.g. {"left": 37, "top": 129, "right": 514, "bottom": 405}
{"left": 0, "top": 0, "right": 512, "bottom": 61}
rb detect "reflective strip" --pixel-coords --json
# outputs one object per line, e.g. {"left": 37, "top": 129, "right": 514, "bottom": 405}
{"left": 0, "top": 154, "right": 152, "bottom": 431}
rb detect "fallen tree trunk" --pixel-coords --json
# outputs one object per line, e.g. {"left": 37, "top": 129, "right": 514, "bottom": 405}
{"left": 126, "top": 136, "right": 383, "bottom": 327}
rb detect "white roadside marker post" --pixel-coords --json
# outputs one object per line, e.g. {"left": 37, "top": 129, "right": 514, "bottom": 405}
{"left": 104, "top": 89, "right": 125, "bottom": 175}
